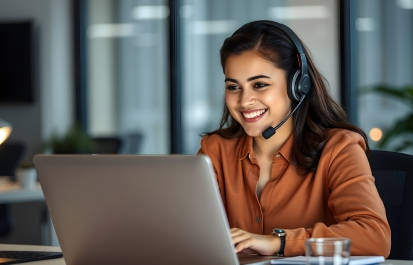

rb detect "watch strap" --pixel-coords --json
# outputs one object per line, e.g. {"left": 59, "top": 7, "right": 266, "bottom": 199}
{"left": 278, "top": 234, "right": 285, "bottom": 256}
{"left": 272, "top": 229, "right": 286, "bottom": 257}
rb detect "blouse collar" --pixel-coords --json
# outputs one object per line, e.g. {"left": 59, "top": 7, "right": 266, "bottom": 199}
{"left": 239, "top": 132, "right": 294, "bottom": 163}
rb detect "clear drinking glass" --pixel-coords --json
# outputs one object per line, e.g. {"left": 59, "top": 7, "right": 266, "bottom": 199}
{"left": 305, "top": 238, "right": 351, "bottom": 265}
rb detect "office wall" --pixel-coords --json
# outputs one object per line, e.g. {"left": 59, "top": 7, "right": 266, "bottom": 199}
{"left": 0, "top": 0, "right": 74, "bottom": 161}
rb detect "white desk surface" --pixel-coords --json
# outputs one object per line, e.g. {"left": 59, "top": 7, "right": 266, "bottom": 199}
{"left": 0, "top": 244, "right": 410, "bottom": 265}
{"left": 0, "top": 177, "right": 44, "bottom": 204}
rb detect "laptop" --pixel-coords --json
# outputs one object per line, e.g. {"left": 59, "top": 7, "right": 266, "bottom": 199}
{"left": 34, "top": 154, "right": 271, "bottom": 265}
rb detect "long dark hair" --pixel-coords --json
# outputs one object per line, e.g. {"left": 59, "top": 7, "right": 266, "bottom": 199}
{"left": 205, "top": 20, "right": 369, "bottom": 174}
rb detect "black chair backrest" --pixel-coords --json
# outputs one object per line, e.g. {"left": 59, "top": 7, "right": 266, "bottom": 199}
{"left": 92, "top": 137, "right": 122, "bottom": 154}
{"left": 368, "top": 150, "right": 413, "bottom": 260}
{"left": 120, "top": 133, "right": 143, "bottom": 154}
{"left": 0, "top": 140, "right": 27, "bottom": 177}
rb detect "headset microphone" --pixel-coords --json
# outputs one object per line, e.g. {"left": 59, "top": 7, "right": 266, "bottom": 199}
{"left": 262, "top": 94, "right": 306, "bottom": 139}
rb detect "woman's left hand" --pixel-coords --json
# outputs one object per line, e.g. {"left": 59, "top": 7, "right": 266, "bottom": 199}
{"left": 231, "top": 228, "right": 280, "bottom": 256}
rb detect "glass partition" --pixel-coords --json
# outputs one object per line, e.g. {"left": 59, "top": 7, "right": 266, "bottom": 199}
{"left": 84, "top": 0, "right": 340, "bottom": 154}
{"left": 356, "top": 0, "right": 413, "bottom": 154}
{"left": 86, "top": 0, "right": 169, "bottom": 154}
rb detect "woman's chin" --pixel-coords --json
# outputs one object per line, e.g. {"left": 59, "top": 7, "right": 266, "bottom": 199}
{"left": 243, "top": 127, "right": 266, "bottom": 138}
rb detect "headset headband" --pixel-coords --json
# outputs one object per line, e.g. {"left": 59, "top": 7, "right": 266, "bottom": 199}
{"left": 266, "top": 21, "right": 309, "bottom": 79}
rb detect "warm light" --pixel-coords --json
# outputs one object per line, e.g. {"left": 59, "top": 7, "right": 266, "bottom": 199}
{"left": 369, "top": 128, "right": 383, "bottom": 142}
{"left": 0, "top": 119, "right": 12, "bottom": 145}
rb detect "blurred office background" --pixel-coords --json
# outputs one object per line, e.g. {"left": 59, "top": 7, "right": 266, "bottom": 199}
{"left": 0, "top": 0, "right": 412, "bottom": 245}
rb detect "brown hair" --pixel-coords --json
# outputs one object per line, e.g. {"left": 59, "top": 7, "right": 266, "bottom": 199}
{"left": 204, "top": 20, "right": 369, "bottom": 174}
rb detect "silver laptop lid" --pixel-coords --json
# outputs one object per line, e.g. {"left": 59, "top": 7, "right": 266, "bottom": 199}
{"left": 34, "top": 155, "right": 239, "bottom": 265}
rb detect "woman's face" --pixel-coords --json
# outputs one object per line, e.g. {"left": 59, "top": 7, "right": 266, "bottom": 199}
{"left": 224, "top": 51, "right": 292, "bottom": 138}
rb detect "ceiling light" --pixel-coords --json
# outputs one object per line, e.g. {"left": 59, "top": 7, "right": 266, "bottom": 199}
{"left": 268, "top": 6, "right": 329, "bottom": 20}
{"left": 355, "top": 18, "right": 376, "bottom": 32}
{"left": 87, "top": 23, "right": 136, "bottom": 38}
{"left": 191, "top": 20, "right": 235, "bottom": 35}
{"left": 131, "top": 5, "right": 169, "bottom": 20}
{"left": 397, "top": 0, "right": 413, "bottom": 9}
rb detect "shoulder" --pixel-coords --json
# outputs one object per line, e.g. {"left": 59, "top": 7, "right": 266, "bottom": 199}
{"left": 319, "top": 128, "right": 369, "bottom": 178}
{"left": 324, "top": 128, "right": 367, "bottom": 155}
{"left": 200, "top": 133, "right": 247, "bottom": 159}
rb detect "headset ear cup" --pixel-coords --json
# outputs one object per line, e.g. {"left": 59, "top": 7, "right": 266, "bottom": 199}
{"left": 287, "top": 70, "right": 301, "bottom": 101}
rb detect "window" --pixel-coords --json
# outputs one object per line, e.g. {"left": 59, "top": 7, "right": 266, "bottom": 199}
{"left": 356, "top": 0, "right": 413, "bottom": 154}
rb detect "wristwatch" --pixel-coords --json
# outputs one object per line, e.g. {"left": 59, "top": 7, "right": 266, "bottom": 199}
{"left": 272, "top": 228, "right": 286, "bottom": 256}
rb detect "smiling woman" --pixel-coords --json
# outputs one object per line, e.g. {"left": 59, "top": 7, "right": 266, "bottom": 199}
{"left": 198, "top": 20, "right": 391, "bottom": 257}
{"left": 224, "top": 52, "right": 291, "bottom": 138}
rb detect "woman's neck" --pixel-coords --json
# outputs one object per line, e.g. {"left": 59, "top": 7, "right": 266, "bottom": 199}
{"left": 253, "top": 119, "right": 293, "bottom": 159}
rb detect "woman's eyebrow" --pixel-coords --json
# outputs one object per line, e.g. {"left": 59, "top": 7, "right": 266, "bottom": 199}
{"left": 247, "top": 75, "right": 270, "bottom": 81}
{"left": 224, "top": 78, "right": 238, "bottom": 83}
{"left": 225, "top": 75, "right": 270, "bottom": 83}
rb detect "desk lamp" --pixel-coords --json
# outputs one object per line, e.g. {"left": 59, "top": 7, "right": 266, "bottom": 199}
{"left": 0, "top": 119, "right": 12, "bottom": 145}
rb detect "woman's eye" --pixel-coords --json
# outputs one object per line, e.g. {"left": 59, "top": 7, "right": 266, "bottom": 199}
{"left": 254, "top": 83, "right": 268, "bottom": 88}
{"left": 226, "top": 85, "right": 239, "bottom": 91}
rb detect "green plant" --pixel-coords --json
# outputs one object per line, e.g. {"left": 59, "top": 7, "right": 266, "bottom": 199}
{"left": 19, "top": 161, "right": 34, "bottom": 168}
{"left": 361, "top": 85, "right": 413, "bottom": 151}
{"left": 46, "top": 124, "right": 96, "bottom": 154}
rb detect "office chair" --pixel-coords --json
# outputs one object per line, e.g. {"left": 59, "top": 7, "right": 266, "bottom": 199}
{"left": 91, "top": 137, "right": 123, "bottom": 154}
{"left": 0, "top": 141, "right": 27, "bottom": 179}
{"left": 120, "top": 133, "right": 143, "bottom": 154}
{"left": 368, "top": 150, "right": 413, "bottom": 260}
{"left": 0, "top": 140, "right": 27, "bottom": 236}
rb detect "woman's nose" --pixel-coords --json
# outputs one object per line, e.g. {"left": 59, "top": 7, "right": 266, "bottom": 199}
{"left": 239, "top": 89, "right": 256, "bottom": 107}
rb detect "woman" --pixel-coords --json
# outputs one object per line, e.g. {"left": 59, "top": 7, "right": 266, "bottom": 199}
{"left": 197, "top": 20, "right": 390, "bottom": 257}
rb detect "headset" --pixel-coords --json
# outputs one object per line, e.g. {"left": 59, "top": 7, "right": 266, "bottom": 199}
{"left": 258, "top": 21, "right": 312, "bottom": 138}
{"left": 264, "top": 21, "right": 312, "bottom": 101}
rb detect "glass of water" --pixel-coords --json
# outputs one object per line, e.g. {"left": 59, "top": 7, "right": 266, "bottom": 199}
{"left": 305, "top": 238, "right": 351, "bottom": 265}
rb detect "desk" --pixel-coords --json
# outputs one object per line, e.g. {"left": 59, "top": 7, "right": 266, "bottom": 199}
{"left": 0, "top": 177, "right": 58, "bottom": 246}
{"left": 0, "top": 177, "right": 44, "bottom": 204}
{"left": 0, "top": 244, "right": 410, "bottom": 265}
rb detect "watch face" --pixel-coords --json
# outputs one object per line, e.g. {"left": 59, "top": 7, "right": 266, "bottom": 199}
{"left": 272, "top": 228, "right": 286, "bottom": 236}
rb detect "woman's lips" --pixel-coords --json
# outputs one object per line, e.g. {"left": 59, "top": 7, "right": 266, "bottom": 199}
{"left": 240, "top": 109, "right": 267, "bottom": 122}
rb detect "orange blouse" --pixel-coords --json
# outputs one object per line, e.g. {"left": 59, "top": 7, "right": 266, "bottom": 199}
{"left": 197, "top": 128, "right": 391, "bottom": 257}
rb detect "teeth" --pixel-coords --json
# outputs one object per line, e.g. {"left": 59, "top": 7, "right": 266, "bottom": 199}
{"left": 243, "top": 109, "right": 266, "bottom": 118}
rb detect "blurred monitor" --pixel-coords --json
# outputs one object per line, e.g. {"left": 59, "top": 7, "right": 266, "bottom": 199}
{"left": 0, "top": 20, "right": 34, "bottom": 103}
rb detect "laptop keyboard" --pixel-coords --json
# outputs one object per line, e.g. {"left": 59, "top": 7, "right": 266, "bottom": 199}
{"left": 0, "top": 251, "right": 52, "bottom": 259}
{"left": 0, "top": 251, "right": 63, "bottom": 264}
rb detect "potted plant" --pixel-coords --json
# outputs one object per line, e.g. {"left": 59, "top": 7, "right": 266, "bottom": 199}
{"left": 15, "top": 161, "right": 37, "bottom": 189}
{"left": 361, "top": 85, "right": 413, "bottom": 152}
{"left": 46, "top": 124, "right": 96, "bottom": 154}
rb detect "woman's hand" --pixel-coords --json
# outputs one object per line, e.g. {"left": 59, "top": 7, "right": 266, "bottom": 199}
{"left": 231, "top": 228, "right": 280, "bottom": 256}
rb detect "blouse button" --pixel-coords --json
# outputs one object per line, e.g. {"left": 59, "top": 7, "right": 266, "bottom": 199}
{"left": 256, "top": 217, "right": 261, "bottom": 223}
{"left": 275, "top": 154, "right": 281, "bottom": 158}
